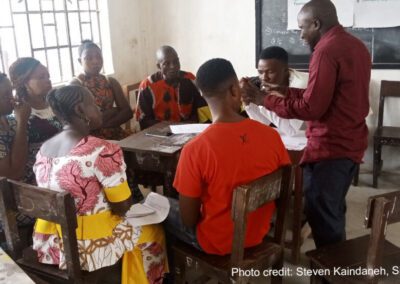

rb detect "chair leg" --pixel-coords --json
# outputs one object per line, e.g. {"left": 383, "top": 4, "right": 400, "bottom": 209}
{"left": 236, "top": 276, "right": 248, "bottom": 284}
{"left": 309, "top": 262, "right": 325, "bottom": 284}
{"left": 173, "top": 253, "right": 186, "bottom": 284}
{"left": 352, "top": 164, "right": 359, "bottom": 186}
{"left": 373, "top": 142, "right": 382, "bottom": 188}
{"left": 271, "top": 252, "right": 283, "bottom": 284}
{"left": 291, "top": 166, "right": 303, "bottom": 264}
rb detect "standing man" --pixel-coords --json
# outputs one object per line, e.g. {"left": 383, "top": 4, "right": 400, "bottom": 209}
{"left": 136, "top": 46, "right": 210, "bottom": 130}
{"left": 242, "top": 0, "right": 371, "bottom": 248}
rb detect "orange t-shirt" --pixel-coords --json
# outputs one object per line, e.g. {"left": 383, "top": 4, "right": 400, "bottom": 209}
{"left": 173, "top": 119, "right": 291, "bottom": 255}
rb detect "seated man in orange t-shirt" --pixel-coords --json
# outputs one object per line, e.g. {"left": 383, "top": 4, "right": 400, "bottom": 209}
{"left": 166, "top": 58, "right": 290, "bottom": 255}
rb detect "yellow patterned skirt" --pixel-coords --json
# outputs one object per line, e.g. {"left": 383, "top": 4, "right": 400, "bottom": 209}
{"left": 33, "top": 213, "right": 168, "bottom": 284}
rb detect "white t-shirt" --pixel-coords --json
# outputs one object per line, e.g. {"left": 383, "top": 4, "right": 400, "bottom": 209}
{"left": 245, "top": 69, "right": 308, "bottom": 137}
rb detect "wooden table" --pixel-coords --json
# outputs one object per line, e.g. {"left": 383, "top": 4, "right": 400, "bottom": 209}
{"left": 118, "top": 122, "right": 196, "bottom": 196}
{"left": 0, "top": 247, "right": 34, "bottom": 284}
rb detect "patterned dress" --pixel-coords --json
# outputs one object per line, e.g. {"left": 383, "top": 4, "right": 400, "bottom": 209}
{"left": 0, "top": 117, "right": 33, "bottom": 228}
{"left": 76, "top": 74, "right": 131, "bottom": 140}
{"left": 0, "top": 111, "right": 62, "bottom": 229}
{"left": 0, "top": 116, "right": 17, "bottom": 162}
{"left": 32, "top": 136, "right": 167, "bottom": 283}
{"left": 0, "top": 111, "right": 62, "bottom": 185}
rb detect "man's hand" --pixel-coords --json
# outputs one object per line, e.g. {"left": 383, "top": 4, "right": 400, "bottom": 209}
{"left": 261, "top": 83, "right": 288, "bottom": 95}
{"left": 240, "top": 77, "right": 266, "bottom": 106}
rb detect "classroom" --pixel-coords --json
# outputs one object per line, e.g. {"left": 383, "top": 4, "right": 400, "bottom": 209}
{"left": 0, "top": 0, "right": 399, "bottom": 283}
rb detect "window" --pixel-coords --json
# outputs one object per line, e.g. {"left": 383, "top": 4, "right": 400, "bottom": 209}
{"left": 0, "top": 0, "right": 111, "bottom": 84}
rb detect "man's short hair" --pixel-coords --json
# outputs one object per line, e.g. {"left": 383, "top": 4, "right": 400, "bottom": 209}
{"left": 196, "top": 58, "right": 237, "bottom": 95}
{"left": 259, "top": 46, "right": 288, "bottom": 64}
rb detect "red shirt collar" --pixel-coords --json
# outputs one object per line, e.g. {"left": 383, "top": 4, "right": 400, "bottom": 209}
{"left": 314, "top": 25, "right": 344, "bottom": 51}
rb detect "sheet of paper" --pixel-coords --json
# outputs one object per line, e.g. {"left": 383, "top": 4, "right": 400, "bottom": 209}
{"left": 125, "top": 203, "right": 155, "bottom": 218}
{"left": 354, "top": 0, "right": 400, "bottom": 28}
{"left": 170, "top": 124, "right": 210, "bottom": 134}
{"left": 287, "top": 0, "right": 354, "bottom": 30}
{"left": 125, "top": 192, "right": 170, "bottom": 227}
{"left": 279, "top": 130, "right": 307, "bottom": 151}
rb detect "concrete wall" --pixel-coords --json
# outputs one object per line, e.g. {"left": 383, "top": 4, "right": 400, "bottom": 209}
{"left": 107, "top": 0, "right": 400, "bottom": 172}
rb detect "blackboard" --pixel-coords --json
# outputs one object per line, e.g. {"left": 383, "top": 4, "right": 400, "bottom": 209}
{"left": 255, "top": 0, "right": 400, "bottom": 69}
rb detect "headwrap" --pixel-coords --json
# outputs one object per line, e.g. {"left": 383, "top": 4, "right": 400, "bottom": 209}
{"left": 9, "top": 57, "right": 41, "bottom": 99}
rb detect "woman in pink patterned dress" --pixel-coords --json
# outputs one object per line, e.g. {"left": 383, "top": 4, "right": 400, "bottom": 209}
{"left": 32, "top": 85, "right": 167, "bottom": 284}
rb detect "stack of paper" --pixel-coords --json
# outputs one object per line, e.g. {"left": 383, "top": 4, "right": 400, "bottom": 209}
{"left": 170, "top": 124, "right": 210, "bottom": 134}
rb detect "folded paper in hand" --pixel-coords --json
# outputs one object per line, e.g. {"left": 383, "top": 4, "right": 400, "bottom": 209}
{"left": 125, "top": 192, "right": 170, "bottom": 226}
{"left": 125, "top": 204, "right": 155, "bottom": 218}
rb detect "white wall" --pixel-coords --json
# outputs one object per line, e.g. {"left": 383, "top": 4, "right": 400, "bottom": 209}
{"left": 107, "top": 0, "right": 400, "bottom": 172}
{"left": 105, "top": 0, "right": 155, "bottom": 84}
{"left": 107, "top": 0, "right": 256, "bottom": 84}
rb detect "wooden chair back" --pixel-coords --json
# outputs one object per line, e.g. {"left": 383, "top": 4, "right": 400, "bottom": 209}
{"left": 230, "top": 165, "right": 292, "bottom": 268}
{"left": 123, "top": 82, "right": 141, "bottom": 132}
{"left": 377, "top": 80, "right": 400, "bottom": 129}
{"left": 0, "top": 178, "right": 81, "bottom": 283}
{"left": 364, "top": 190, "right": 400, "bottom": 271}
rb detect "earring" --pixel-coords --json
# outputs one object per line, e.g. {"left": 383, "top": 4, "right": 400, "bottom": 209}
{"left": 81, "top": 116, "right": 90, "bottom": 126}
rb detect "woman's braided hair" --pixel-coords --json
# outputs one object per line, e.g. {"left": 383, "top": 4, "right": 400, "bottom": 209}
{"left": 47, "top": 85, "right": 86, "bottom": 124}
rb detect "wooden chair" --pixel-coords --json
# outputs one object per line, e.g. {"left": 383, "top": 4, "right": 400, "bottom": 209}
{"left": 373, "top": 80, "right": 400, "bottom": 188}
{"left": 0, "top": 178, "right": 82, "bottom": 284}
{"left": 306, "top": 190, "right": 400, "bottom": 284}
{"left": 123, "top": 82, "right": 141, "bottom": 132}
{"left": 172, "top": 165, "right": 293, "bottom": 284}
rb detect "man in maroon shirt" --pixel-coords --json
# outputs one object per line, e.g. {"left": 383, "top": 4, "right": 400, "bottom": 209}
{"left": 242, "top": 0, "right": 371, "bottom": 248}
